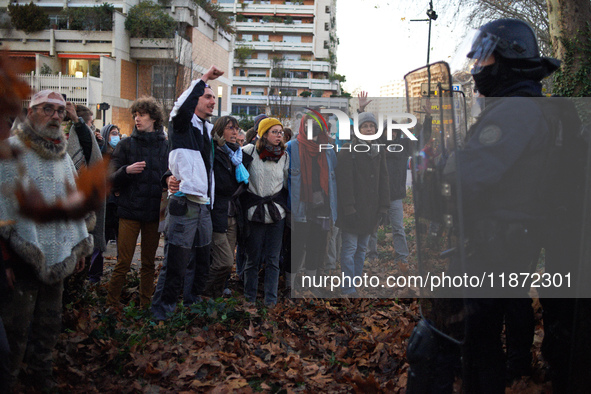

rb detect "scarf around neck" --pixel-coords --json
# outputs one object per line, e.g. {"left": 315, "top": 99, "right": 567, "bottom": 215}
{"left": 297, "top": 118, "right": 329, "bottom": 202}
{"left": 14, "top": 118, "right": 67, "bottom": 160}
{"left": 258, "top": 144, "right": 284, "bottom": 162}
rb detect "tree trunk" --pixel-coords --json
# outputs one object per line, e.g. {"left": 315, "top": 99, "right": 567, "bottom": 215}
{"left": 546, "top": 0, "right": 591, "bottom": 96}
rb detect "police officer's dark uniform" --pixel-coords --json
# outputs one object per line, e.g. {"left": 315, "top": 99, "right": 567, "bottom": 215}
{"left": 458, "top": 19, "right": 562, "bottom": 393}
{"left": 407, "top": 19, "right": 563, "bottom": 394}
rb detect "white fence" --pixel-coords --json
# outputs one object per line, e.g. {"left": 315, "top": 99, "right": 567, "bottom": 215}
{"left": 18, "top": 73, "right": 103, "bottom": 108}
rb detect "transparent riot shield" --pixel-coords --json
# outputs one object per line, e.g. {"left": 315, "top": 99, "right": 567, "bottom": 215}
{"left": 405, "top": 61, "right": 467, "bottom": 342}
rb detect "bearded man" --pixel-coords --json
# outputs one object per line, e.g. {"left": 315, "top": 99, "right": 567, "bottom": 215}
{"left": 0, "top": 90, "right": 93, "bottom": 390}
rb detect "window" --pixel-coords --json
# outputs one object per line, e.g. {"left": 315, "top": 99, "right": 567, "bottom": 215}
{"left": 324, "top": 40, "right": 329, "bottom": 49}
{"left": 242, "top": 34, "right": 253, "bottom": 42}
{"left": 286, "top": 70, "right": 308, "bottom": 79}
{"left": 281, "top": 89, "right": 297, "bottom": 97}
{"left": 258, "top": 53, "right": 269, "bottom": 60}
{"left": 249, "top": 70, "right": 267, "bottom": 77}
{"left": 250, "top": 88, "right": 265, "bottom": 96}
{"left": 283, "top": 54, "right": 301, "bottom": 61}
{"left": 232, "top": 104, "right": 265, "bottom": 116}
{"left": 325, "top": 5, "right": 330, "bottom": 13}
{"left": 239, "top": 69, "right": 246, "bottom": 77}
{"left": 283, "top": 35, "right": 301, "bottom": 43}
{"left": 294, "top": 19, "right": 302, "bottom": 24}
{"left": 258, "top": 34, "right": 269, "bottom": 42}
{"left": 324, "top": 22, "right": 329, "bottom": 31}
{"left": 237, "top": 87, "right": 242, "bottom": 95}
{"left": 68, "top": 59, "right": 100, "bottom": 78}
{"left": 152, "top": 65, "right": 177, "bottom": 101}
{"left": 49, "top": 14, "right": 68, "bottom": 29}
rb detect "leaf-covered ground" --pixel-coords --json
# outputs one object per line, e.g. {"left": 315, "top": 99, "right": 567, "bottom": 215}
{"left": 18, "top": 197, "right": 553, "bottom": 393}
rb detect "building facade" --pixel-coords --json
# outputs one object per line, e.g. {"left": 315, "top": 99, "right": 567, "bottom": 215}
{"left": 1, "top": 0, "right": 232, "bottom": 134}
{"left": 215, "top": 0, "right": 341, "bottom": 121}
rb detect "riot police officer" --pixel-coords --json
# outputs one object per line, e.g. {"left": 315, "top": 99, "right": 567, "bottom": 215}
{"left": 407, "top": 18, "right": 563, "bottom": 393}
{"left": 458, "top": 18, "right": 562, "bottom": 392}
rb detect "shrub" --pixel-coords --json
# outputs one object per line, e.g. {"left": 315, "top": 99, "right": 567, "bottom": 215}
{"left": 7, "top": 2, "right": 48, "bottom": 34}
{"left": 63, "top": 3, "right": 114, "bottom": 31}
{"left": 125, "top": 1, "right": 176, "bottom": 38}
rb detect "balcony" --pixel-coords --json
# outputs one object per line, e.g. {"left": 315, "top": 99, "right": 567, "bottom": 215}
{"left": 230, "top": 94, "right": 269, "bottom": 105}
{"left": 130, "top": 36, "right": 192, "bottom": 66}
{"left": 235, "top": 21, "right": 314, "bottom": 34}
{"left": 230, "top": 94, "right": 349, "bottom": 110}
{"left": 218, "top": 3, "right": 315, "bottom": 15}
{"left": 18, "top": 72, "right": 103, "bottom": 107}
{"left": 233, "top": 76, "right": 339, "bottom": 90}
{"left": 238, "top": 59, "right": 331, "bottom": 73}
{"left": 0, "top": 29, "right": 113, "bottom": 56}
{"left": 241, "top": 41, "right": 313, "bottom": 52}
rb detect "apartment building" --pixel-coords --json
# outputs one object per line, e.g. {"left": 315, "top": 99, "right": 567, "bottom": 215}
{"left": 215, "top": 0, "right": 343, "bottom": 120}
{"left": 1, "top": 0, "right": 232, "bottom": 134}
{"left": 377, "top": 79, "right": 406, "bottom": 115}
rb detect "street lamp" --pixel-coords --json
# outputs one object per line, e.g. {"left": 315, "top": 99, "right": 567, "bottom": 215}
{"left": 217, "top": 86, "right": 223, "bottom": 118}
{"left": 96, "top": 102, "right": 111, "bottom": 127}
{"left": 410, "top": 0, "right": 438, "bottom": 66}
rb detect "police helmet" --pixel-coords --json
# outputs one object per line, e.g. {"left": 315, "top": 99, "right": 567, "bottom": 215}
{"left": 467, "top": 18, "right": 560, "bottom": 77}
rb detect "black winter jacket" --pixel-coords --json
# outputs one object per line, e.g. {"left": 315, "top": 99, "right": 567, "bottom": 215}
{"left": 111, "top": 128, "right": 168, "bottom": 222}
{"left": 336, "top": 140, "right": 390, "bottom": 234}
{"left": 212, "top": 145, "right": 252, "bottom": 233}
{"left": 386, "top": 132, "right": 413, "bottom": 201}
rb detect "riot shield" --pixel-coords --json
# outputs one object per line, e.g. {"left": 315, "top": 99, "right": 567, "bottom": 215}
{"left": 404, "top": 61, "right": 467, "bottom": 342}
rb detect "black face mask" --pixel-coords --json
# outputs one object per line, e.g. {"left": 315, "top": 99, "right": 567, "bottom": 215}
{"left": 472, "top": 61, "right": 525, "bottom": 97}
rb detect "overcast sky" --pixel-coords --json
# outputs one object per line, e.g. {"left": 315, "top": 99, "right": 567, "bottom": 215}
{"left": 336, "top": 0, "right": 470, "bottom": 96}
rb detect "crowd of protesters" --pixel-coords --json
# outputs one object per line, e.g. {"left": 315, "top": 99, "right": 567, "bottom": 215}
{"left": 0, "top": 65, "right": 413, "bottom": 390}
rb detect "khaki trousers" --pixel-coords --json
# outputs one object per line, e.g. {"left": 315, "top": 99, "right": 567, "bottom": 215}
{"left": 204, "top": 217, "right": 237, "bottom": 298}
{"left": 107, "top": 218, "right": 160, "bottom": 307}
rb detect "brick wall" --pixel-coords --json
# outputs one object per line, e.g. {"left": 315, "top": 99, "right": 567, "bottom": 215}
{"left": 120, "top": 59, "right": 137, "bottom": 101}
{"left": 111, "top": 106, "right": 134, "bottom": 136}
{"left": 137, "top": 64, "right": 153, "bottom": 98}
{"left": 192, "top": 29, "right": 232, "bottom": 112}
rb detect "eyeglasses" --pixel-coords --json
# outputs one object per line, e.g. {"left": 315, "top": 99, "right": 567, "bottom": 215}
{"left": 269, "top": 130, "right": 284, "bottom": 136}
{"left": 110, "top": 129, "right": 120, "bottom": 136}
{"left": 225, "top": 125, "right": 239, "bottom": 131}
{"left": 36, "top": 105, "right": 66, "bottom": 118}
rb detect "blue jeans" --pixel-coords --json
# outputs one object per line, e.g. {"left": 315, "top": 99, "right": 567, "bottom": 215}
{"left": 367, "top": 199, "right": 409, "bottom": 262}
{"left": 243, "top": 219, "right": 285, "bottom": 305}
{"left": 389, "top": 199, "right": 409, "bottom": 260}
{"left": 340, "top": 231, "right": 370, "bottom": 295}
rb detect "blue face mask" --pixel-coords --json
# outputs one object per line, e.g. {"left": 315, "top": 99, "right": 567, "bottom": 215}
{"left": 109, "top": 135, "right": 120, "bottom": 148}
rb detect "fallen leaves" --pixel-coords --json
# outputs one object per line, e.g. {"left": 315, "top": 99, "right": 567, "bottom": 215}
{"left": 48, "top": 195, "right": 551, "bottom": 393}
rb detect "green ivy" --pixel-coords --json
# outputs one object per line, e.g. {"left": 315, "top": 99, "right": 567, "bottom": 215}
{"left": 7, "top": 2, "right": 48, "bottom": 34}
{"left": 125, "top": 1, "right": 176, "bottom": 38}
{"left": 553, "top": 22, "right": 591, "bottom": 98}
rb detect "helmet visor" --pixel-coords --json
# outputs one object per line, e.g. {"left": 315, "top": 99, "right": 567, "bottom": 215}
{"left": 450, "top": 29, "right": 500, "bottom": 78}
{"left": 467, "top": 30, "right": 501, "bottom": 74}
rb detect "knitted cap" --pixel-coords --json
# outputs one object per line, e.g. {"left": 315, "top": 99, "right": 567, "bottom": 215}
{"left": 358, "top": 112, "right": 377, "bottom": 128}
{"left": 29, "top": 90, "right": 66, "bottom": 108}
{"left": 257, "top": 117, "right": 282, "bottom": 137}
